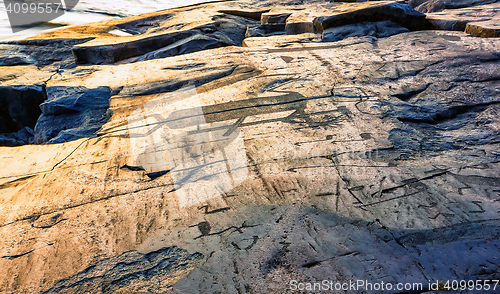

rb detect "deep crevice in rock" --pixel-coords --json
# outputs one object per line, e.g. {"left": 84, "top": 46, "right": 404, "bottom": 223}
{"left": 0, "top": 85, "right": 47, "bottom": 146}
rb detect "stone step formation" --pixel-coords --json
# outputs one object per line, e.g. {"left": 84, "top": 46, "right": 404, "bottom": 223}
{"left": 0, "top": 0, "right": 499, "bottom": 293}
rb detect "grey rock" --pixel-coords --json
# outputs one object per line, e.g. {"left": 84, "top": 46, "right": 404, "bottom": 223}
{"left": 43, "top": 246, "right": 203, "bottom": 294}
{"left": 0, "top": 127, "right": 35, "bottom": 146}
{"left": 0, "top": 135, "right": 19, "bottom": 147}
{"left": 0, "top": 45, "right": 35, "bottom": 66}
{"left": 322, "top": 21, "right": 409, "bottom": 42}
{"left": 40, "top": 86, "right": 111, "bottom": 116}
{"left": 261, "top": 13, "right": 292, "bottom": 25}
{"left": 136, "top": 34, "right": 229, "bottom": 61}
{"left": 34, "top": 86, "right": 111, "bottom": 144}
{"left": 1, "top": 38, "right": 93, "bottom": 68}
{"left": 314, "top": 2, "right": 427, "bottom": 32}
{"left": 246, "top": 24, "right": 286, "bottom": 38}
{"left": 34, "top": 108, "right": 108, "bottom": 144}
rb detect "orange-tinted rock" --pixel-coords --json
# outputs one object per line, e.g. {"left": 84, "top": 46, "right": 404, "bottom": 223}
{"left": 466, "top": 20, "right": 500, "bottom": 37}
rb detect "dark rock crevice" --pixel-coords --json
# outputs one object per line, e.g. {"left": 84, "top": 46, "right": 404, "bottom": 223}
{"left": 0, "top": 85, "right": 47, "bottom": 146}
{"left": 392, "top": 84, "right": 430, "bottom": 101}
{"left": 0, "top": 85, "right": 113, "bottom": 146}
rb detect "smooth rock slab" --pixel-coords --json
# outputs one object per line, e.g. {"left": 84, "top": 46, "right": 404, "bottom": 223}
{"left": 426, "top": 3, "right": 500, "bottom": 31}
{"left": 1, "top": 0, "right": 500, "bottom": 293}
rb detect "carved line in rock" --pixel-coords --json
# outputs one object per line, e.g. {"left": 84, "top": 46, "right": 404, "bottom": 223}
{"left": 0, "top": 181, "right": 175, "bottom": 228}
{"left": 192, "top": 221, "right": 260, "bottom": 240}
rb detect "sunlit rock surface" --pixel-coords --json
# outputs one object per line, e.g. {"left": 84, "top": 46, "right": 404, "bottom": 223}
{"left": 0, "top": 0, "right": 499, "bottom": 293}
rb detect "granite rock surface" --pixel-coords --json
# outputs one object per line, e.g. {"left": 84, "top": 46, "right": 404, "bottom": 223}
{"left": 0, "top": 0, "right": 499, "bottom": 293}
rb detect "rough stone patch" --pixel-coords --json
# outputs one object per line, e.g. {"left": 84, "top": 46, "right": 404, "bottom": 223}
{"left": 43, "top": 246, "right": 203, "bottom": 294}
{"left": 246, "top": 24, "right": 286, "bottom": 37}
{"left": 34, "top": 86, "right": 111, "bottom": 144}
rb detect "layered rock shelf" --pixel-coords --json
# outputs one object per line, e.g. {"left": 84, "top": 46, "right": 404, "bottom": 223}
{"left": 0, "top": 0, "right": 499, "bottom": 293}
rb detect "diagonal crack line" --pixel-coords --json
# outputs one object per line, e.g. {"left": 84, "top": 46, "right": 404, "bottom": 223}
{"left": 0, "top": 182, "right": 175, "bottom": 228}
{"left": 0, "top": 136, "right": 92, "bottom": 180}
{"left": 1, "top": 229, "right": 89, "bottom": 260}
{"left": 370, "top": 171, "right": 448, "bottom": 198}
